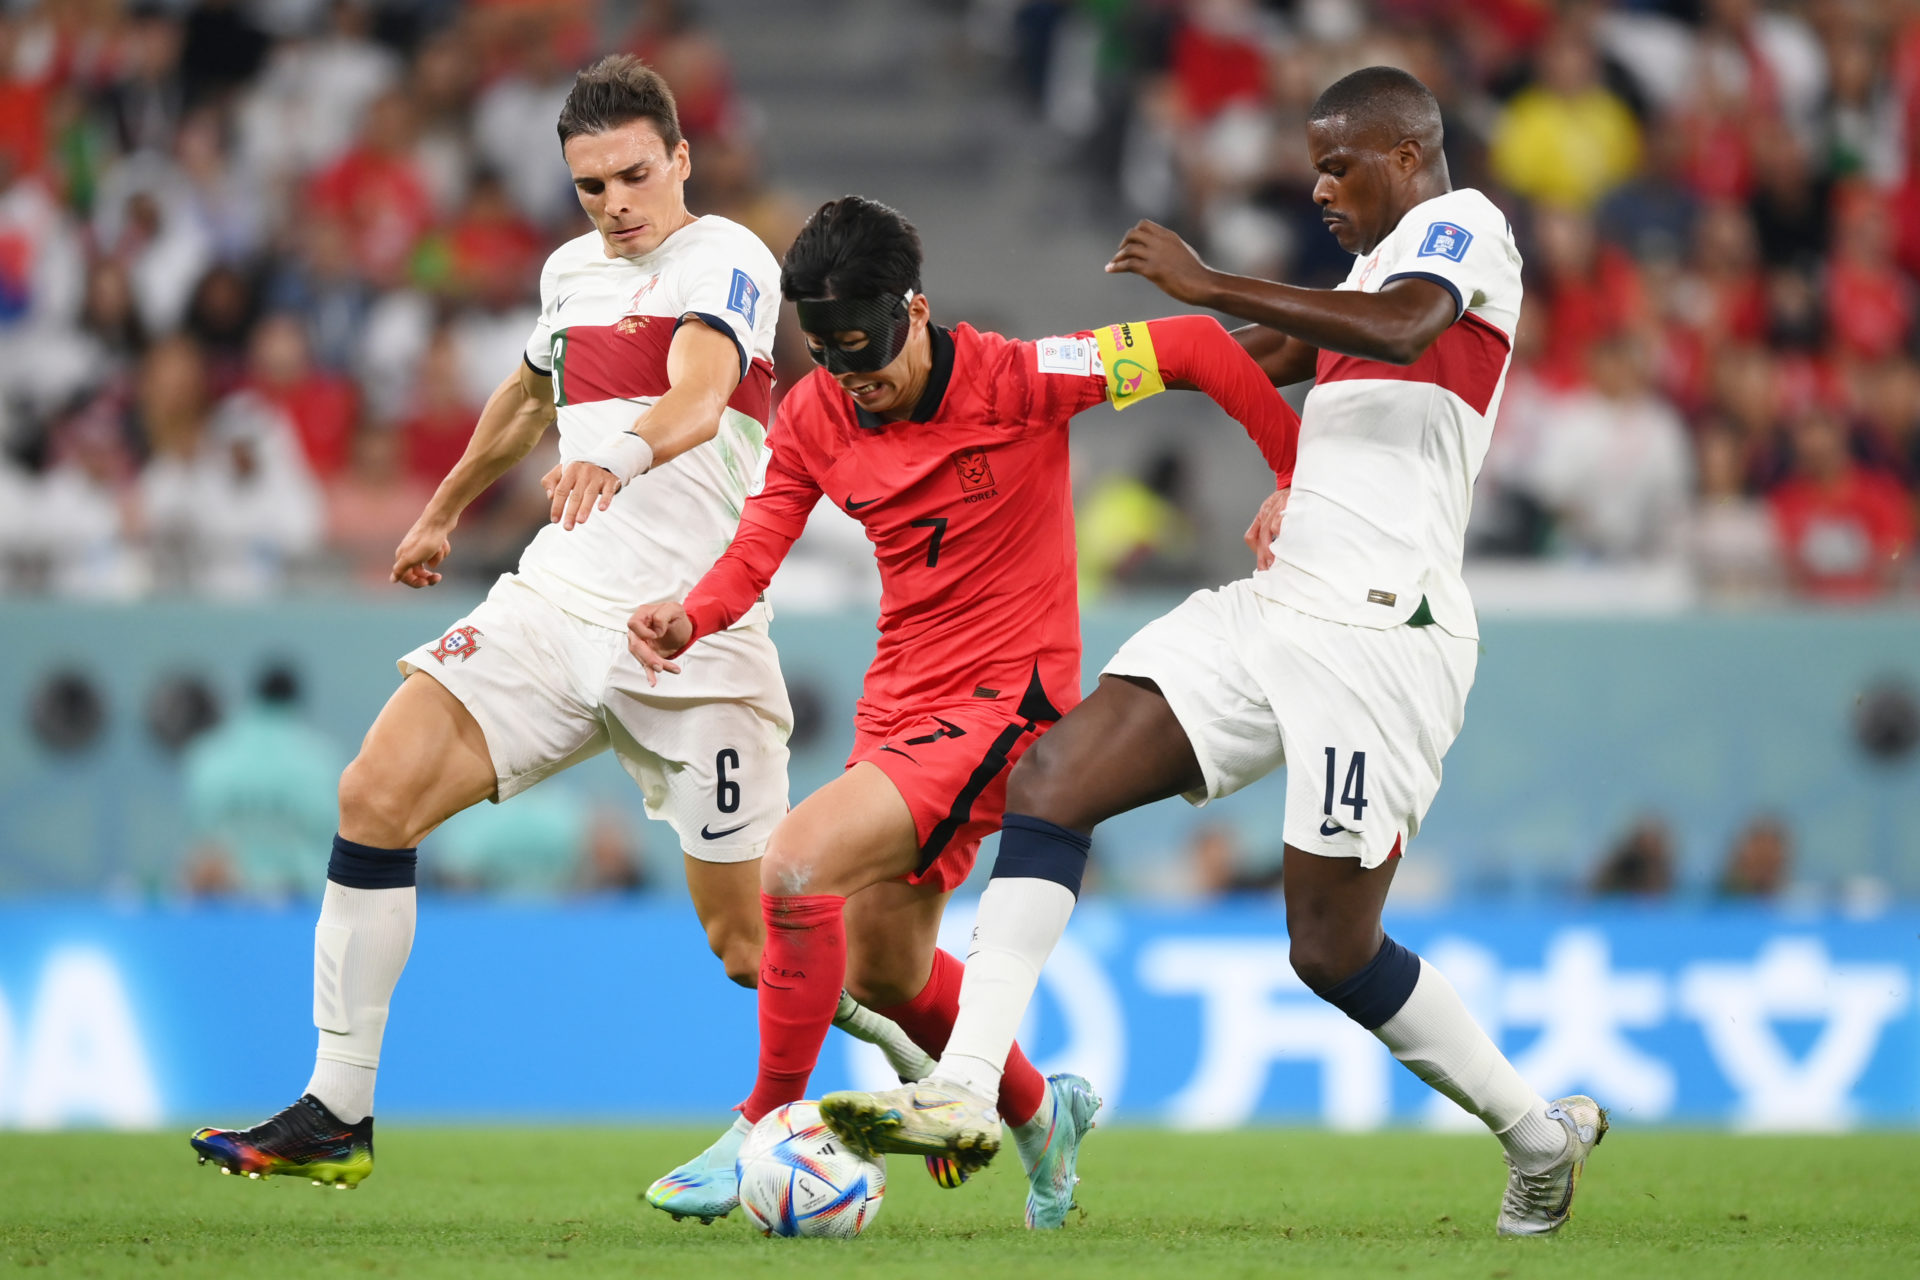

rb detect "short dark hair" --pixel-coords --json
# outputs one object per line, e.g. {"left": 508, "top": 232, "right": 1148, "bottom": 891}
{"left": 1308, "top": 65, "right": 1443, "bottom": 146}
{"left": 780, "top": 196, "right": 923, "bottom": 301}
{"left": 556, "top": 54, "right": 683, "bottom": 151}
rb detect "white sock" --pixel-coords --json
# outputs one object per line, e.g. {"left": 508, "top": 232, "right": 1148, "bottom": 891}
{"left": 931, "top": 877, "right": 1077, "bottom": 1102}
{"left": 832, "top": 991, "right": 935, "bottom": 1082}
{"left": 304, "top": 880, "right": 416, "bottom": 1124}
{"left": 1372, "top": 959, "right": 1563, "bottom": 1172}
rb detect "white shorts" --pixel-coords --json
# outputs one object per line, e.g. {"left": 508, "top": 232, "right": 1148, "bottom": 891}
{"left": 1101, "top": 579, "right": 1477, "bottom": 868}
{"left": 399, "top": 575, "right": 792, "bottom": 861}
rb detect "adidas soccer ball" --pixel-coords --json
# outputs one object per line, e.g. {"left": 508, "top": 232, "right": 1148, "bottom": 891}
{"left": 736, "top": 1102, "right": 886, "bottom": 1238}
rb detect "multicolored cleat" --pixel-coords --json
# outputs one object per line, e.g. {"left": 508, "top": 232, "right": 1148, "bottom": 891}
{"left": 1496, "top": 1094, "right": 1609, "bottom": 1236}
{"left": 1014, "top": 1073, "right": 1103, "bottom": 1229}
{"left": 189, "top": 1094, "right": 373, "bottom": 1189}
{"left": 819, "top": 1079, "right": 1003, "bottom": 1176}
{"left": 645, "top": 1116, "right": 750, "bottom": 1223}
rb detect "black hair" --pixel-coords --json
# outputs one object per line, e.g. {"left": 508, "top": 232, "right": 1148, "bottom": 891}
{"left": 556, "top": 54, "right": 683, "bottom": 151}
{"left": 780, "top": 196, "right": 923, "bottom": 302}
{"left": 1308, "top": 65, "right": 1443, "bottom": 147}
{"left": 255, "top": 662, "right": 301, "bottom": 706}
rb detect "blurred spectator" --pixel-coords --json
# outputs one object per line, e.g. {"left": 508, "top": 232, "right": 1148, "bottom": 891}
{"left": 1768, "top": 410, "right": 1914, "bottom": 600}
{"left": 326, "top": 425, "right": 429, "bottom": 584}
{"left": 1490, "top": 26, "right": 1642, "bottom": 210}
{"left": 1854, "top": 358, "right": 1920, "bottom": 488}
{"left": 1589, "top": 816, "right": 1676, "bottom": 898}
{"left": 427, "top": 788, "right": 647, "bottom": 898}
{"left": 180, "top": 661, "right": 343, "bottom": 901}
{"left": 1717, "top": 815, "right": 1792, "bottom": 899}
{"left": 1530, "top": 334, "right": 1692, "bottom": 561}
{"left": 246, "top": 311, "right": 359, "bottom": 480}
{"left": 1076, "top": 448, "right": 1200, "bottom": 598}
{"left": 1823, "top": 187, "right": 1914, "bottom": 363}
{"left": 1530, "top": 206, "right": 1647, "bottom": 387}
{"left": 1186, "top": 822, "right": 1282, "bottom": 900}
{"left": 473, "top": 23, "right": 576, "bottom": 227}
{"left": 137, "top": 336, "right": 324, "bottom": 597}
{"left": 397, "top": 324, "right": 481, "bottom": 486}
{"left": 307, "top": 88, "right": 434, "bottom": 287}
{"left": 1689, "top": 426, "right": 1782, "bottom": 600}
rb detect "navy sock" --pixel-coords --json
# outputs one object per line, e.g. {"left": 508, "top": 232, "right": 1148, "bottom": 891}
{"left": 327, "top": 834, "right": 418, "bottom": 890}
{"left": 1314, "top": 935, "right": 1421, "bottom": 1030}
{"left": 990, "top": 813, "right": 1092, "bottom": 898}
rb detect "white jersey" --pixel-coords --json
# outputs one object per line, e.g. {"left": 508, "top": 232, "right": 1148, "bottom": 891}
{"left": 517, "top": 216, "right": 780, "bottom": 631}
{"left": 1255, "top": 187, "right": 1522, "bottom": 639}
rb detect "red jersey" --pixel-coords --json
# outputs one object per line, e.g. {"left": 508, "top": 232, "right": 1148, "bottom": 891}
{"left": 684, "top": 317, "right": 1298, "bottom": 722}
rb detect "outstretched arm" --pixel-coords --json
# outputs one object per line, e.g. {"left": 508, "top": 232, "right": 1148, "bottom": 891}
{"left": 392, "top": 360, "right": 555, "bottom": 588}
{"left": 626, "top": 427, "right": 820, "bottom": 680}
{"left": 1108, "top": 220, "right": 1455, "bottom": 366}
{"left": 1094, "top": 313, "right": 1301, "bottom": 488}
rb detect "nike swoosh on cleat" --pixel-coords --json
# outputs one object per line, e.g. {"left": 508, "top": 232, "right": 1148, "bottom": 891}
{"left": 701, "top": 822, "right": 750, "bottom": 840}
{"left": 911, "top": 1098, "right": 958, "bottom": 1111}
{"left": 1319, "top": 819, "right": 1345, "bottom": 836}
{"left": 844, "top": 496, "right": 879, "bottom": 512}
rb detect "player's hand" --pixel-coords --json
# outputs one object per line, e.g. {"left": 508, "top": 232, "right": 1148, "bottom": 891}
{"left": 544, "top": 460, "right": 622, "bottom": 530}
{"left": 1244, "top": 486, "right": 1290, "bottom": 571}
{"left": 626, "top": 600, "right": 693, "bottom": 686}
{"left": 391, "top": 513, "right": 455, "bottom": 588}
{"left": 1106, "top": 220, "right": 1215, "bottom": 305}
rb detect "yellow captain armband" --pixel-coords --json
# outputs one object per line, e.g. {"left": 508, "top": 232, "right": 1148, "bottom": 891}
{"left": 1094, "top": 320, "right": 1167, "bottom": 410}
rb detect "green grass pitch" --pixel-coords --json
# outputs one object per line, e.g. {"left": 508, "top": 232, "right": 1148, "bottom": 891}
{"left": 5, "top": 1127, "right": 1916, "bottom": 1278}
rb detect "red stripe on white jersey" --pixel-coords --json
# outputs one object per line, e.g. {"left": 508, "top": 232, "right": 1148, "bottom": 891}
{"left": 558, "top": 317, "right": 773, "bottom": 425}
{"left": 1314, "top": 312, "right": 1511, "bottom": 416}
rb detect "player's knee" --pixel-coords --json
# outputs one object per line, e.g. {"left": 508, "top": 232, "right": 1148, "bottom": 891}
{"left": 1005, "top": 737, "right": 1076, "bottom": 825}
{"left": 1287, "top": 919, "right": 1378, "bottom": 994}
{"left": 337, "top": 756, "right": 419, "bottom": 848}
{"left": 758, "top": 841, "right": 819, "bottom": 898}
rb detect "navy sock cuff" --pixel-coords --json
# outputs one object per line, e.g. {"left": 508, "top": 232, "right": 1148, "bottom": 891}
{"left": 990, "top": 813, "right": 1092, "bottom": 898}
{"left": 1315, "top": 935, "right": 1421, "bottom": 1030}
{"left": 328, "top": 834, "right": 418, "bottom": 890}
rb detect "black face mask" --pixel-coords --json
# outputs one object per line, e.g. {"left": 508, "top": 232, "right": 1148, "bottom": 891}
{"left": 794, "top": 290, "right": 916, "bottom": 375}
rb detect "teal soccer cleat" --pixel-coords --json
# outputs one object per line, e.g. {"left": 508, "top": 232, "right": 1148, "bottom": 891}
{"left": 645, "top": 1116, "right": 750, "bottom": 1223}
{"left": 1014, "top": 1073, "right": 1103, "bottom": 1229}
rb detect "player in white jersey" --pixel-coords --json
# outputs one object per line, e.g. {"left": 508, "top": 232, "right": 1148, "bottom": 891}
{"left": 189, "top": 55, "right": 927, "bottom": 1200}
{"left": 820, "top": 68, "right": 1608, "bottom": 1236}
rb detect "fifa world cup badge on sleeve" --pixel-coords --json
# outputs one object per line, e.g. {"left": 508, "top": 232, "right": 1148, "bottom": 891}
{"left": 1418, "top": 222, "right": 1473, "bottom": 262}
{"left": 1095, "top": 321, "right": 1166, "bottom": 409}
{"left": 431, "top": 626, "right": 482, "bottom": 664}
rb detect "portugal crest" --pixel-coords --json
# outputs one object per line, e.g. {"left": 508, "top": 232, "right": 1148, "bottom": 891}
{"left": 431, "top": 625, "right": 482, "bottom": 664}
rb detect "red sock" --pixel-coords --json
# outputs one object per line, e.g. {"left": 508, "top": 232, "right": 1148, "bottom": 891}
{"left": 877, "top": 948, "right": 1046, "bottom": 1127}
{"left": 740, "top": 893, "right": 846, "bottom": 1123}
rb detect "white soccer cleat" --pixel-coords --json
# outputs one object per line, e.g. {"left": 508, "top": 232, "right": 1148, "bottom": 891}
{"left": 1496, "top": 1095, "right": 1608, "bottom": 1236}
{"left": 818, "top": 1080, "right": 1003, "bottom": 1174}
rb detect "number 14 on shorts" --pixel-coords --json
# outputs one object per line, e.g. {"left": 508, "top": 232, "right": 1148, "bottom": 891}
{"left": 1321, "top": 747, "right": 1368, "bottom": 834}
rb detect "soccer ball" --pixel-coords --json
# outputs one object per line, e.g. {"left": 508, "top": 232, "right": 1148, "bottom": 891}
{"left": 735, "top": 1102, "right": 886, "bottom": 1238}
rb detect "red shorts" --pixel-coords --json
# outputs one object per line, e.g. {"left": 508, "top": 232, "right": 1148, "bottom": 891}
{"left": 848, "top": 701, "right": 1051, "bottom": 892}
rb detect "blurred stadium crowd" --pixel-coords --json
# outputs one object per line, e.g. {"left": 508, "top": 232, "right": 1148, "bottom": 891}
{"left": 0, "top": 0, "right": 811, "bottom": 598}
{"left": 1000, "top": 0, "right": 1920, "bottom": 600}
{"left": 0, "top": 0, "right": 1917, "bottom": 605}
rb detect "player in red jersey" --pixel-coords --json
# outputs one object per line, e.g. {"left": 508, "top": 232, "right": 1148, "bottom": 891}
{"left": 628, "top": 196, "right": 1298, "bottom": 1228}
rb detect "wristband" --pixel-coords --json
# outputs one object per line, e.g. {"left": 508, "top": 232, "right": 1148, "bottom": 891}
{"left": 577, "top": 431, "right": 655, "bottom": 485}
{"left": 1093, "top": 320, "right": 1167, "bottom": 410}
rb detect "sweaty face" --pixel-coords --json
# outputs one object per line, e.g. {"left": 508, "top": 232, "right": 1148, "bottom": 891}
{"left": 1307, "top": 118, "right": 1401, "bottom": 256}
{"left": 565, "top": 121, "right": 690, "bottom": 260}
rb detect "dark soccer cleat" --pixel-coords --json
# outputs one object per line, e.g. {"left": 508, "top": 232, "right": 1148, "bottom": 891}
{"left": 190, "top": 1094, "right": 374, "bottom": 1189}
